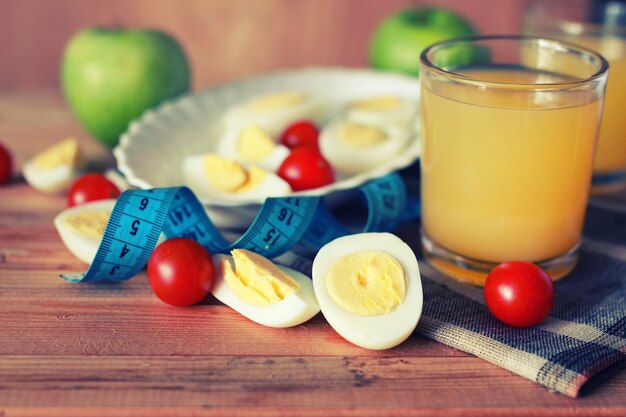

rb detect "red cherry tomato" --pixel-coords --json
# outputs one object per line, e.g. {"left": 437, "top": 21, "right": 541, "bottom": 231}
{"left": 67, "top": 173, "right": 121, "bottom": 207}
{"left": 277, "top": 148, "right": 334, "bottom": 191}
{"left": 0, "top": 142, "right": 13, "bottom": 185}
{"left": 147, "top": 238, "right": 215, "bottom": 307}
{"left": 484, "top": 261, "right": 554, "bottom": 328}
{"left": 279, "top": 120, "right": 320, "bottom": 150}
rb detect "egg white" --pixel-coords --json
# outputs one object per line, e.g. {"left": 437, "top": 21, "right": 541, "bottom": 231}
{"left": 23, "top": 160, "right": 81, "bottom": 194}
{"left": 319, "top": 118, "right": 411, "bottom": 175}
{"left": 23, "top": 139, "right": 85, "bottom": 194}
{"left": 181, "top": 154, "right": 292, "bottom": 202}
{"left": 312, "top": 232, "right": 423, "bottom": 350}
{"left": 222, "top": 92, "right": 327, "bottom": 137}
{"left": 345, "top": 96, "right": 419, "bottom": 128}
{"left": 211, "top": 254, "right": 320, "bottom": 328}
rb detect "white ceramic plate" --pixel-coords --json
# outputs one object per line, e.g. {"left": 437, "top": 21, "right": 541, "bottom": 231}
{"left": 114, "top": 67, "right": 421, "bottom": 228}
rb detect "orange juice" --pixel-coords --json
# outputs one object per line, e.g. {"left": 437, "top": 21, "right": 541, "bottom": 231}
{"left": 524, "top": 25, "right": 626, "bottom": 186}
{"left": 565, "top": 37, "right": 626, "bottom": 175}
{"left": 596, "top": 58, "right": 626, "bottom": 172}
{"left": 421, "top": 69, "right": 601, "bottom": 266}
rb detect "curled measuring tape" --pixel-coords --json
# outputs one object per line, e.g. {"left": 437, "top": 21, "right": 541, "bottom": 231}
{"left": 61, "top": 172, "right": 418, "bottom": 283}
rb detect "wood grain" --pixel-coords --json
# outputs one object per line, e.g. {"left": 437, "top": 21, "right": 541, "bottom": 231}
{"left": 0, "top": 90, "right": 625, "bottom": 416}
{"left": 0, "top": 0, "right": 536, "bottom": 91}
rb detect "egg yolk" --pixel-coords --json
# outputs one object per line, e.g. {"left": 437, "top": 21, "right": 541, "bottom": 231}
{"left": 63, "top": 211, "right": 110, "bottom": 239}
{"left": 237, "top": 125, "right": 276, "bottom": 162}
{"left": 350, "top": 96, "right": 401, "bottom": 111}
{"left": 32, "top": 137, "right": 82, "bottom": 169}
{"left": 326, "top": 250, "right": 406, "bottom": 315}
{"left": 249, "top": 92, "right": 307, "bottom": 111}
{"left": 339, "top": 122, "right": 388, "bottom": 147}
{"left": 202, "top": 154, "right": 272, "bottom": 194}
{"left": 202, "top": 154, "right": 248, "bottom": 192}
{"left": 222, "top": 249, "right": 300, "bottom": 307}
{"left": 236, "top": 167, "right": 269, "bottom": 193}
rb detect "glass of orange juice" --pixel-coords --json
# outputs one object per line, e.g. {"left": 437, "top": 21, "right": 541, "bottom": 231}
{"left": 419, "top": 35, "right": 608, "bottom": 286}
{"left": 525, "top": 0, "right": 626, "bottom": 193}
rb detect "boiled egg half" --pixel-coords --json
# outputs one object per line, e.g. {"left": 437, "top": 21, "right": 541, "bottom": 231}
{"left": 211, "top": 249, "right": 320, "bottom": 327}
{"left": 23, "top": 137, "right": 85, "bottom": 193}
{"left": 216, "top": 124, "right": 289, "bottom": 171}
{"left": 312, "top": 232, "right": 423, "bottom": 350}
{"left": 182, "top": 153, "right": 291, "bottom": 201}
{"left": 222, "top": 92, "right": 326, "bottom": 137}
{"left": 55, "top": 199, "right": 166, "bottom": 264}
{"left": 54, "top": 199, "right": 115, "bottom": 264}
{"left": 345, "top": 96, "right": 418, "bottom": 128}
{"left": 319, "top": 119, "right": 410, "bottom": 175}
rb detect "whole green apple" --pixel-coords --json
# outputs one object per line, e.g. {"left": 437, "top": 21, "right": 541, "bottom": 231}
{"left": 61, "top": 28, "right": 190, "bottom": 147}
{"left": 369, "top": 7, "right": 476, "bottom": 76}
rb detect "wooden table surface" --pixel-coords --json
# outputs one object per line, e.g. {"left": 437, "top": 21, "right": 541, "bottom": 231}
{"left": 1, "top": 90, "right": 625, "bottom": 417}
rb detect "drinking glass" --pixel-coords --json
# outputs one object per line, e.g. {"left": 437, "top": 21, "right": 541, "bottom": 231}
{"left": 526, "top": 0, "right": 626, "bottom": 193}
{"left": 419, "top": 35, "right": 608, "bottom": 285}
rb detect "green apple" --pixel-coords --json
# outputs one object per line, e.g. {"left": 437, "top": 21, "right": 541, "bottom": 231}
{"left": 431, "top": 41, "right": 491, "bottom": 69}
{"left": 61, "top": 28, "right": 190, "bottom": 147}
{"left": 369, "top": 7, "right": 476, "bottom": 76}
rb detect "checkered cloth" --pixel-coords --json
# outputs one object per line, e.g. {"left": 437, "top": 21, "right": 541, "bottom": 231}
{"left": 416, "top": 195, "right": 626, "bottom": 397}
{"left": 232, "top": 180, "right": 626, "bottom": 397}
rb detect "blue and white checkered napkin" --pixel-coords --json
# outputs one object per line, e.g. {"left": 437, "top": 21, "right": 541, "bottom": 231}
{"left": 416, "top": 196, "right": 626, "bottom": 397}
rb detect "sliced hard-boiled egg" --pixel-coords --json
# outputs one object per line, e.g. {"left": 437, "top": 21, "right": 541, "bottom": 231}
{"left": 345, "top": 96, "right": 418, "bottom": 128}
{"left": 54, "top": 199, "right": 115, "bottom": 264}
{"left": 23, "top": 137, "right": 85, "bottom": 193}
{"left": 216, "top": 124, "right": 290, "bottom": 171}
{"left": 54, "top": 199, "right": 166, "bottom": 264}
{"left": 182, "top": 153, "right": 291, "bottom": 201}
{"left": 312, "top": 232, "right": 423, "bottom": 350}
{"left": 222, "top": 92, "right": 326, "bottom": 137}
{"left": 319, "top": 119, "right": 410, "bottom": 175}
{"left": 211, "top": 249, "right": 320, "bottom": 328}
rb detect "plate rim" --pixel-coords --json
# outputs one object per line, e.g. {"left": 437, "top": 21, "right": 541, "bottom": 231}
{"left": 114, "top": 66, "right": 422, "bottom": 208}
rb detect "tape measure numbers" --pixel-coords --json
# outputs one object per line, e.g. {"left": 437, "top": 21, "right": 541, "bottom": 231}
{"left": 300, "top": 173, "right": 407, "bottom": 249}
{"left": 61, "top": 172, "right": 418, "bottom": 283}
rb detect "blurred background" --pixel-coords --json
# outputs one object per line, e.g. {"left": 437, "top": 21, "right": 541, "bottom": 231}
{"left": 0, "top": 0, "right": 540, "bottom": 91}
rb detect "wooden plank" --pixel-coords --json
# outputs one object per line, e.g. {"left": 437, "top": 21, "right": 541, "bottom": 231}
{"left": 0, "top": 355, "right": 624, "bottom": 414}
{"left": 0, "top": 296, "right": 457, "bottom": 357}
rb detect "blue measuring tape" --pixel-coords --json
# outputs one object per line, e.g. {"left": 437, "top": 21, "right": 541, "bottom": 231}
{"left": 61, "top": 172, "right": 419, "bottom": 283}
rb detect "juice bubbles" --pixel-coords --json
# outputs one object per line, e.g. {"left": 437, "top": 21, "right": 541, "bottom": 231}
{"left": 419, "top": 36, "right": 608, "bottom": 286}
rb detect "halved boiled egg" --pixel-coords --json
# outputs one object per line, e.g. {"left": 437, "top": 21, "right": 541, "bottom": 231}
{"left": 319, "top": 119, "right": 410, "bottom": 175}
{"left": 345, "top": 96, "right": 418, "bottom": 128}
{"left": 211, "top": 249, "right": 320, "bottom": 327}
{"left": 222, "top": 92, "right": 326, "bottom": 137}
{"left": 23, "top": 137, "right": 85, "bottom": 193}
{"left": 216, "top": 124, "right": 289, "bottom": 171}
{"left": 54, "top": 199, "right": 115, "bottom": 264}
{"left": 54, "top": 199, "right": 166, "bottom": 264}
{"left": 182, "top": 153, "right": 291, "bottom": 201}
{"left": 312, "top": 232, "right": 423, "bottom": 350}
